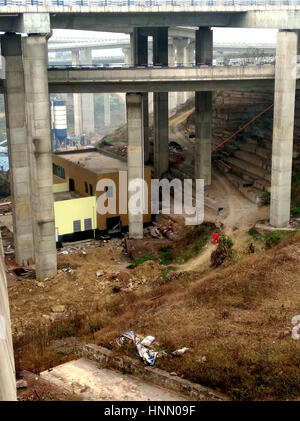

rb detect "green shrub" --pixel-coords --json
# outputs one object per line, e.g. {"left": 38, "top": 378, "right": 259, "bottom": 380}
{"left": 128, "top": 254, "right": 154, "bottom": 268}
{"left": 291, "top": 207, "right": 300, "bottom": 216}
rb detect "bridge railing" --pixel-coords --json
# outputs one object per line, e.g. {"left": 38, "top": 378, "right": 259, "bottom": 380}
{"left": 0, "top": 0, "right": 300, "bottom": 7}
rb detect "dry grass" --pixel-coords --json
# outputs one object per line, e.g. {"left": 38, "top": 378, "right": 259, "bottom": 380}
{"left": 10, "top": 233, "right": 300, "bottom": 400}
{"left": 90, "top": 235, "right": 300, "bottom": 401}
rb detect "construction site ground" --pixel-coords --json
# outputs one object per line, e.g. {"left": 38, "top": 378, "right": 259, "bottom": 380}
{"left": 3, "top": 170, "right": 300, "bottom": 401}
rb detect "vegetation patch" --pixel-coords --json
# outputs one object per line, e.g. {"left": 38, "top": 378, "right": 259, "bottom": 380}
{"left": 128, "top": 254, "right": 155, "bottom": 268}
{"left": 248, "top": 228, "right": 299, "bottom": 249}
{"left": 210, "top": 235, "right": 234, "bottom": 267}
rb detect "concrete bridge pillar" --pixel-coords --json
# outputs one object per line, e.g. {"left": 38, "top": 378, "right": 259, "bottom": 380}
{"left": 72, "top": 49, "right": 95, "bottom": 137}
{"left": 153, "top": 28, "right": 169, "bottom": 178}
{"left": 174, "top": 37, "right": 190, "bottom": 105}
{"left": 133, "top": 28, "right": 148, "bottom": 66}
{"left": 22, "top": 34, "right": 57, "bottom": 280}
{"left": 79, "top": 48, "right": 95, "bottom": 136}
{"left": 195, "top": 27, "right": 213, "bottom": 186}
{"left": 1, "top": 33, "right": 34, "bottom": 266}
{"left": 126, "top": 93, "right": 144, "bottom": 239}
{"left": 188, "top": 41, "right": 195, "bottom": 66}
{"left": 122, "top": 46, "right": 131, "bottom": 66}
{"left": 195, "top": 28, "right": 213, "bottom": 65}
{"left": 270, "top": 30, "right": 297, "bottom": 228}
{"left": 168, "top": 39, "right": 177, "bottom": 116}
{"left": 132, "top": 28, "right": 149, "bottom": 164}
{"left": 104, "top": 93, "right": 111, "bottom": 127}
{"left": 72, "top": 50, "right": 82, "bottom": 137}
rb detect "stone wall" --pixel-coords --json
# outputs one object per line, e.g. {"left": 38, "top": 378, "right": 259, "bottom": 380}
{"left": 77, "top": 344, "right": 228, "bottom": 401}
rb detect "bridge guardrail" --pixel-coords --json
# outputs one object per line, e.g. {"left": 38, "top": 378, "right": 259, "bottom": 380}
{"left": 0, "top": 0, "right": 300, "bottom": 7}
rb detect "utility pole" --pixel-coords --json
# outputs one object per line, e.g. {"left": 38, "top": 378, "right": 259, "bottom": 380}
{"left": 0, "top": 230, "right": 16, "bottom": 401}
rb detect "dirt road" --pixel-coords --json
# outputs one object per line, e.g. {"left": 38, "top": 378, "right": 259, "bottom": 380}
{"left": 178, "top": 171, "right": 269, "bottom": 272}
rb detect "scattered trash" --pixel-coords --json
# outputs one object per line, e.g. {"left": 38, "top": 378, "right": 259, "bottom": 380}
{"left": 58, "top": 267, "right": 73, "bottom": 274}
{"left": 172, "top": 347, "right": 189, "bottom": 356}
{"left": 61, "top": 250, "right": 69, "bottom": 255}
{"left": 117, "top": 331, "right": 158, "bottom": 366}
{"left": 13, "top": 267, "right": 36, "bottom": 279}
{"left": 16, "top": 379, "right": 28, "bottom": 389}
{"left": 140, "top": 335, "right": 155, "bottom": 347}
{"left": 145, "top": 220, "right": 175, "bottom": 240}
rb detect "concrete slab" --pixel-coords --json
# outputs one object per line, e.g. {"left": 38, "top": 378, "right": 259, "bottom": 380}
{"left": 40, "top": 358, "right": 187, "bottom": 401}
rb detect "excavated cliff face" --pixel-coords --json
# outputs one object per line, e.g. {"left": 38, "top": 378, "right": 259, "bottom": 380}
{"left": 173, "top": 90, "right": 300, "bottom": 204}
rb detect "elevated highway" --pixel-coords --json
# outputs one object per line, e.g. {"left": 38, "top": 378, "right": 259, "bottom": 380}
{"left": 45, "top": 63, "right": 300, "bottom": 92}
{"left": 0, "top": 3, "right": 300, "bottom": 33}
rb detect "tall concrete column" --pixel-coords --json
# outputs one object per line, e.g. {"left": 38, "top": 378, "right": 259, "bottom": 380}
{"left": 168, "top": 39, "right": 177, "bottom": 115}
{"left": 23, "top": 35, "right": 57, "bottom": 280}
{"left": 0, "top": 244, "right": 16, "bottom": 401}
{"left": 1, "top": 33, "right": 34, "bottom": 266}
{"left": 188, "top": 41, "right": 195, "bottom": 66}
{"left": 122, "top": 46, "right": 131, "bottom": 66}
{"left": 186, "top": 41, "right": 195, "bottom": 101}
{"left": 174, "top": 37, "right": 190, "bottom": 105}
{"left": 153, "top": 28, "right": 168, "bottom": 66}
{"left": 132, "top": 28, "right": 149, "bottom": 164}
{"left": 154, "top": 92, "right": 169, "bottom": 178}
{"left": 195, "top": 27, "right": 213, "bottom": 65}
{"left": 270, "top": 30, "right": 297, "bottom": 228}
{"left": 104, "top": 93, "right": 111, "bottom": 127}
{"left": 72, "top": 50, "right": 82, "bottom": 137}
{"left": 195, "top": 27, "right": 213, "bottom": 186}
{"left": 153, "top": 28, "right": 169, "bottom": 178}
{"left": 195, "top": 92, "right": 212, "bottom": 186}
{"left": 72, "top": 49, "right": 95, "bottom": 136}
{"left": 126, "top": 93, "right": 144, "bottom": 239}
{"left": 80, "top": 48, "right": 95, "bottom": 136}
{"left": 133, "top": 28, "right": 148, "bottom": 66}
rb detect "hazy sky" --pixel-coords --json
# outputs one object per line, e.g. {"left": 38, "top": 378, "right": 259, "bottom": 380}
{"left": 52, "top": 28, "right": 277, "bottom": 44}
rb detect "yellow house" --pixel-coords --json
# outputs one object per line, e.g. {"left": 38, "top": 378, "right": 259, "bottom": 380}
{"left": 53, "top": 151, "right": 151, "bottom": 242}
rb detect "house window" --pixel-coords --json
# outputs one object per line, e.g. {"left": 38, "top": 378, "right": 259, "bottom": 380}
{"left": 84, "top": 218, "right": 92, "bottom": 231}
{"left": 84, "top": 182, "right": 88, "bottom": 194}
{"left": 73, "top": 220, "right": 81, "bottom": 233}
{"left": 53, "top": 163, "right": 65, "bottom": 179}
{"left": 89, "top": 184, "right": 93, "bottom": 196}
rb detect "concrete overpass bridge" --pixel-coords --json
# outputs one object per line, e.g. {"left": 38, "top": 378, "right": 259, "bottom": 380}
{"left": 0, "top": 3, "right": 299, "bottom": 280}
{"left": 46, "top": 63, "right": 295, "bottom": 93}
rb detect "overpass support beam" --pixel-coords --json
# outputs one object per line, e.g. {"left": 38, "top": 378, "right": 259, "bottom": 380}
{"left": 104, "top": 93, "right": 111, "bottom": 127}
{"left": 72, "top": 49, "right": 95, "bottom": 137}
{"left": 168, "top": 39, "right": 177, "bottom": 116}
{"left": 195, "top": 27, "right": 213, "bottom": 186}
{"left": 153, "top": 28, "right": 169, "bottom": 178}
{"left": 270, "top": 30, "right": 297, "bottom": 228}
{"left": 126, "top": 93, "right": 144, "bottom": 239}
{"left": 1, "top": 33, "right": 34, "bottom": 266}
{"left": 174, "top": 37, "right": 190, "bottom": 105}
{"left": 133, "top": 28, "right": 149, "bottom": 164}
{"left": 72, "top": 50, "right": 82, "bottom": 137}
{"left": 23, "top": 35, "right": 57, "bottom": 280}
{"left": 79, "top": 49, "right": 95, "bottom": 136}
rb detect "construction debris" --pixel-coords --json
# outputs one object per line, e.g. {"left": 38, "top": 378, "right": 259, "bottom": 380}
{"left": 16, "top": 379, "right": 28, "bottom": 389}
{"left": 144, "top": 220, "right": 175, "bottom": 240}
{"left": 13, "top": 268, "right": 36, "bottom": 279}
{"left": 172, "top": 347, "right": 189, "bottom": 356}
{"left": 117, "top": 331, "right": 158, "bottom": 366}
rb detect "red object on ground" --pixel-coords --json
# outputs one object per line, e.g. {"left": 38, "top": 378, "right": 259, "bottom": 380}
{"left": 213, "top": 233, "right": 219, "bottom": 245}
